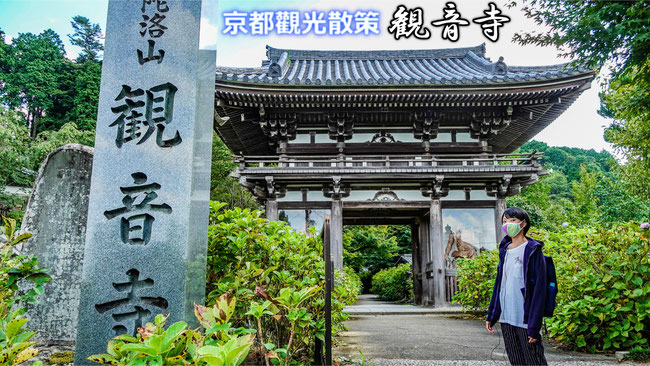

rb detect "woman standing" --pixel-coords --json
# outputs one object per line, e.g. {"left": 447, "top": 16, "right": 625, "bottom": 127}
{"left": 485, "top": 207, "right": 548, "bottom": 365}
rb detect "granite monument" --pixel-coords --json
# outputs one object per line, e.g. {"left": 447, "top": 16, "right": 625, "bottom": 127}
{"left": 21, "top": 144, "right": 93, "bottom": 342}
{"left": 74, "top": 0, "right": 216, "bottom": 363}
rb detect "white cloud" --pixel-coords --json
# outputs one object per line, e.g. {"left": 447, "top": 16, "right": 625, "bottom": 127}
{"left": 200, "top": 16, "right": 218, "bottom": 50}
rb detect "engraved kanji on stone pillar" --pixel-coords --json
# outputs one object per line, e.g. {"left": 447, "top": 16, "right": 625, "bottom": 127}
{"left": 75, "top": 0, "right": 216, "bottom": 363}
{"left": 94, "top": 269, "right": 168, "bottom": 336}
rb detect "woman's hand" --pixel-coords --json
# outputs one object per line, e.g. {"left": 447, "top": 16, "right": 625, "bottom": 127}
{"left": 485, "top": 321, "right": 495, "bottom": 334}
{"left": 528, "top": 336, "right": 537, "bottom": 343}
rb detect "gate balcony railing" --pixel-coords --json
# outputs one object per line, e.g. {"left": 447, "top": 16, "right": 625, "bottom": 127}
{"left": 235, "top": 152, "right": 542, "bottom": 170}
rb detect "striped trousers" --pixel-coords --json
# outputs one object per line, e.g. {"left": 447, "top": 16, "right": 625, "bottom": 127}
{"left": 501, "top": 322, "right": 548, "bottom": 365}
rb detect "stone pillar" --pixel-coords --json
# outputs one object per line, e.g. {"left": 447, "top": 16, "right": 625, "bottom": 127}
{"left": 410, "top": 222, "right": 422, "bottom": 305}
{"left": 330, "top": 199, "right": 343, "bottom": 270}
{"left": 495, "top": 196, "right": 507, "bottom": 243}
{"left": 419, "top": 216, "right": 431, "bottom": 306}
{"left": 266, "top": 199, "right": 278, "bottom": 221}
{"left": 74, "top": 1, "right": 215, "bottom": 363}
{"left": 430, "top": 198, "right": 447, "bottom": 307}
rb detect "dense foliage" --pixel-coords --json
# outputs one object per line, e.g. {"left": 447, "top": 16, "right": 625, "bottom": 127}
{"left": 0, "top": 112, "right": 95, "bottom": 222}
{"left": 536, "top": 224, "right": 649, "bottom": 352}
{"left": 0, "top": 217, "right": 50, "bottom": 365}
{"left": 0, "top": 17, "right": 100, "bottom": 223}
{"left": 509, "top": 141, "right": 650, "bottom": 229}
{"left": 453, "top": 223, "right": 650, "bottom": 353}
{"left": 90, "top": 303, "right": 255, "bottom": 366}
{"left": 0, "top": 18, "right": 102, "bottom": 136}
{"left": 510, "top": 0, "right": 650, "bottom": 203}
{"left": 343, "top": 225, "right": 410, "bottom": 291}
{"left": 452, "top": 250, "right": 499, "bottom": 312}
{"left": 205, "top": 203, "right": 362, "bottom": 365}
{"left": 209, "top": 134, "right": 257, "bottom": 211}
{"left": 335, "top": 267, "right": 362, "bottom": 306}
{"left": 369, "top": 263, "right": 413, "bottom": 302}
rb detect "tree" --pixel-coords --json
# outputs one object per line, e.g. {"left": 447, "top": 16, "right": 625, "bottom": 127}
{"left": 0, "top": 111, "right": 33, "bottom": 187}
{"left": 67, "top": 60, "right": 101, "bottom": 130}
{"left": 68, "top": 15, "right": 104, "bottom": 63}
{"left": 544, "top": 171, "right": 571, "bottom": 200}
{"left": 510, "top": 0, "right": 650, "bottom": 200}
{"left": 511, "top": 1, "right": 648, "bottom": 75}
{"left": 602, "top": 67, "right": 650, "bottom": 198}
{"left": 343, "top": 225, "right": 401, "bottom": 275}
{"left": 0, "top": 29, "right": 11, "bottom": 78}
{"left": 210, "top": 134, "right": 257, "bottom": 210}
{"left": 571, "top": 165, "right": 599, "bottom": 225}
{"left": 0, "top": 29, "right": 67, "bottom": 138}
{"left": 0, "top": 112, "right": 94, "bottom": 222}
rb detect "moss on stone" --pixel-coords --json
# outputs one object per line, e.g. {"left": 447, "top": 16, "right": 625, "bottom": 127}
{"left": 46, "top": 351, "right": 75, "bottom": 365}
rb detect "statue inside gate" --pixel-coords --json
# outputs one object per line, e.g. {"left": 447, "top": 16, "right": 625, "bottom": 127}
{"left": 444, "top": 225, "right": 477, "bottom": 269}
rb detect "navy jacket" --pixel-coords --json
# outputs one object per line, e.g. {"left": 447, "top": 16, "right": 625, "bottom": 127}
{"left": 486, "top": 235, "right": 547, "bottom": 340}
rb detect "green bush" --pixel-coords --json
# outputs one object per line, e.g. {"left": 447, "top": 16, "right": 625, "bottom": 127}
{"left": 370, "top": 263, "right": 413, "bottom": 301}
{"left": 335, "top": 267, "right": 362, "bottom": 306}
{"left": 452, "top": 250, "right": 499, "bottom": 311}
{"left": 1, "top": 217, "right": 51, "bottom": 319}
{"left": 205, "top": 202, "right": 361, "bottom": 365}
{"left": 1, "top": 216, "right": 51, "bottom": 365}
{"left": 534, "top": 223, "right": 649, "bottom": 352}
{"left": 90, "top": 297, "right": 255, "bottom": 366}
{"left": 453, "top": 223, "right": 650, "bottom": 353}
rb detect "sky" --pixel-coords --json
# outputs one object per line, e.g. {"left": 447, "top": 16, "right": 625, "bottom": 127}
{"left": 0, "top": 0, "right": 615, "bottom": 155}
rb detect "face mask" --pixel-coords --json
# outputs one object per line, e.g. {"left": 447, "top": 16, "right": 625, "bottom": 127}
{"left": 502, "top": 222, "right": 524, "bottom": 237}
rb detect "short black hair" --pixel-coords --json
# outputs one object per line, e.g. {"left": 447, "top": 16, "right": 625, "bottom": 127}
{"left": 502, "top": 207, "right": 531, "bottom": 235}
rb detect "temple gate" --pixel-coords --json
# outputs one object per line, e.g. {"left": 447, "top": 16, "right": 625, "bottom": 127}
{"left": 213, "top": 44, "right": 593, "bottom": 307}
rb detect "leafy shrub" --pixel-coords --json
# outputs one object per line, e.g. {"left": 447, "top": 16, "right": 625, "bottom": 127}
{"left": 452, "top": 250, "right": 499, "bottom": 311}
{"left": 343, "top": 226, "right": 401, "bottom": 275}
{"left": 0, "top": 112, "right": 94, "bottom": 189}
{"left": 534, "top": 223, "right": 649, "bottom": 352}
{"left": 205, "top": 202, "right": 361, "bottom": 365}
{"left": 370, "top": 263, "right": 412, "bottom": 301}
{"left": 0, "top": 309, "right": 41, "bottom": 365}
{"left": 0, "top": 216, "right": 50, "bottom": 365}
{"left": 1, "top": 217, "right": 51, "bottom": 319}
{"left": 89, "top": 294, "right": 255, "bottom": 366}
{"left": 335, "top": 267, "right": 362, "bottom": 306}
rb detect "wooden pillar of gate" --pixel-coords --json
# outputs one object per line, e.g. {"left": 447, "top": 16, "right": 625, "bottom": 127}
{"left": 495, "top": 196, "right": 507, "bottom": 243}
{"left": 411, "top": 221, "right": 422, "bottom": 305}
{"left": 419, "top": 215, "right": 432, "bottom": 306}
{"left": 430, "top": 197, "right": 447, "bottom": 307}
{"left": 265, "top": 199, "right": 278, "bottom": 221}
{"left": 317, "top": 217, "right": 332, "bottom": 366}
{"left": 330, "top": 199, "right": 343, "bottom": 270}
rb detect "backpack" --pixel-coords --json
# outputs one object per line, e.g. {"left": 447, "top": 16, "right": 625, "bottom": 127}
{"left": 544, "top": 255, "right": 558, "bottom": 317}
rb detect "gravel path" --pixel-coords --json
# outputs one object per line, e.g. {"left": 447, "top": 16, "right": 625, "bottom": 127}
{"left": 368, "top": 360, "right": 624, "bottom": 366}
{"left": 334, "top": 295, "right": 637, "bottom": 366}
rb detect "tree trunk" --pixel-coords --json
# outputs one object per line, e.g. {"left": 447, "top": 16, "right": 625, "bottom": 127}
{"left": 29, "top": 109, "right": 38, "bottom": 139}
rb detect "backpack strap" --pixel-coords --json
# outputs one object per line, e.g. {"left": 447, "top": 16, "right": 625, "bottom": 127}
{"left": 543, "top": 318, "right": 548, "bottom": 336}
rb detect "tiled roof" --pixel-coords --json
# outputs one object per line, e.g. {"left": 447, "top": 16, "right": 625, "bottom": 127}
{"left": 215, "top": 44, "right": 590, "bottom": 87}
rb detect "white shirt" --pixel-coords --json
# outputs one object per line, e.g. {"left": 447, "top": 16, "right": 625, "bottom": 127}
{"left": 499, "top": 241, "right": 527, "bottom": 328}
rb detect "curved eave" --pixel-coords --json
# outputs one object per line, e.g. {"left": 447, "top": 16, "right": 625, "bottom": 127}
{"left": 213, "top": 72, "right": 594, "bottom": 156}
{"left": 215, "top": 71, "right": 594, "bottom": 95}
